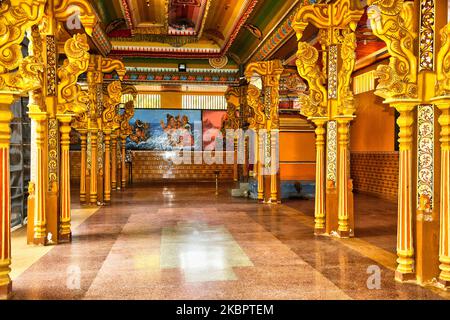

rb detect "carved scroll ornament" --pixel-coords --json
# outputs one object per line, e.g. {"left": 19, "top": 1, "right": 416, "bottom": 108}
{"left": 57, "top": 34, "right": 90, "bottom": 115}
{"left": 367, "top": 0, "right": 418, "bottom": 100}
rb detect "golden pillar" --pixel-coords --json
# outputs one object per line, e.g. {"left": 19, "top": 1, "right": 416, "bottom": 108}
{"left": 120, "top": 135, "right": 127, "bottom": 189}
{"left": 393, "top": 102, "right": 417, "bottom": 280}
{"left": 57, "top": 115, "right": 73, "bottom": 241}
{"left": 224, "top": 87, "right": 241, "bottom": 183}
{"left": 336, "top": 116, "right": 354, "bottom": 237}
{"left": 86, "top": 57, "right": 101, "bottom": 205}
{"left": 233, "top": 142, "right": 239, "bottom": 182}
{"left": 89, "top": 125, "right": 98, "bottom": 204}
{"left": 438, "top": 103, "right": 450, "bottom": 287}
{"left": 79, "top": 129, "right": 88, "bottom": 203}
{"left": 24, "top": 0, "right": 99, "bottom": 244}
{"left": 28, "top": 110, "right": 48, "bottom": 244}
{"left": 433, "top": 99, "right": 450, "bottom": 288}
{"left": 257, "top": 130, "right": 264, "bottom": 200}
{"left": 104, "top": 131, "right": 112, "bottom": 202}
{"left": 119, "top": 95, "right": 136, "bottom": 190}
{"left": 0, "top": 0, "right": 46, "bottom": 298}
{"left": 56, "top": 34, "right": 90, "bottom": 241}
{"left": 25, "top": 24, "right": 49, "bottom": 246}
{"left": 270, "top": 129, "right": 279, "bottom": 202}
{"left": 86, "top": 57, "right": 125, "bottom": 204}
{"left": 111, "top": 131, "right": 118, "bottom": 190}
{"left": 311, "top": 118, "right": 327, "bottom": 234}
{"left": 102, "top": 81, "right": 123, "bottom": 203}
{"left": 433, "top": 22, "right": 450, "bottom": 289}
{"left": 367, "top": 0, "right": 420, "bottom": 281}
{"left": 294, "top": 0, "right": 363, "bottom": 237}
{"left": 0, "top": 95, "right": 15, "bottom": 299}
{"left": 245, "top": 61, "right": 283, "bottom": 203}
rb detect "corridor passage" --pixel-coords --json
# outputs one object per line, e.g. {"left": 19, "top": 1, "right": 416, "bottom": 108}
{"left": 10, "top": 183, "right": 448, "bottom": 300}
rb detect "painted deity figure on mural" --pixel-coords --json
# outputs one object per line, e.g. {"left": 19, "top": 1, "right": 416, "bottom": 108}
{"left": 129, "top": 120, "right": 150, "bottom": 144}
{"left": 161, "top": 113, "right": 194, "bottom": 148}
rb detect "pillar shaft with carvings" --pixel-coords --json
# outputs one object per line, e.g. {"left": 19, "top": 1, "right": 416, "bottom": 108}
{"left": 311, "top": 118, "right": 326, "bottom": 233}
{"left": 111, "top": 131, "right": 118, "bottom": 190}
{"left": 367, "top": 0, "right": 420, "bottom": 281}
{"left": 0, "top": 95, "right": 15, "bottom": 299}
{"left": 89, "top": 126, "right": 98, "bottom": 204}
{"left": 433, "top": 22, "right": 450, "bottom": 289}
{"left": 119, "top": 94, "right": 136, "bottom": 189}
{"left": 58, "top": 116, "right": 72, "bottom": 240}
{"left": 104, "top": 132, "right": 112, "bottom": 202}
{"left": 436, "top": 101, "right": 450, "bottom": 286}
{"left": 245, "top": 61, "right": 283, "bottom": 203}
{"left": 121, "top": 136, "right": 127, "bottom": 189}
{"left": 294, "top": 0, "right": 363, "bottom": 237}
{"left": 28, "top": 111, "right": 48, "bottom": 243}
{"left": 102, "top": 81, "right": 123, "bottom": 203}
{"left": 56, "top": 34, "right": 90, "bottom": 241}
{"left": 79, "top": 129, "right": 88, "bottom": 203}
{"left": 0, "top": 0, "right": 46, "bottom": 299}
{"left": 395, "top": 103, "right": 416, "bottom": 279}
{"left": 336, "top": 116, "right": 354, "bottom": 236}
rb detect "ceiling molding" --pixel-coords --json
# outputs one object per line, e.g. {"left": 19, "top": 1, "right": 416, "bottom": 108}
{"left": 220, "top": 0, "right": 259, "bottom": 54}
{"left": 245, "top": 0, "right": 301, "bottom": 64}
{"left": 125, "top": 66, "right": 239, "bottom": 74}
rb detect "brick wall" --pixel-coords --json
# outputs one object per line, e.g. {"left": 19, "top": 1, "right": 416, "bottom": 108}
{"left": 69, "top": 150, "right": 234, "bottom": 183}
{"left": 131, "top": 151, "right": 233, "bottom": 181}
{"left": 351, "top": 152, "right": 399, "bottom": 201}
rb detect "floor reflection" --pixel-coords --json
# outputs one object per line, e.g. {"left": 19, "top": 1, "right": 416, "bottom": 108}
{"left": 161, "top": 221, "right": 253, "bottom": 282}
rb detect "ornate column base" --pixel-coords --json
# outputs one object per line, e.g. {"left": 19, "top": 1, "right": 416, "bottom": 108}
{"left": 438, "top": 256, "right": 450, "bottom": 288}
{"left": 0, "top": 260, "right": 12, "bottom": 299}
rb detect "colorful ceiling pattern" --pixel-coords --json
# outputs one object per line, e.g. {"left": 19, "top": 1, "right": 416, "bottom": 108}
{"left": 92, "top": 0, "right": 259, "bottom": 59}
{"left": 82, "top": 0, "right": 387, "bottom": 87}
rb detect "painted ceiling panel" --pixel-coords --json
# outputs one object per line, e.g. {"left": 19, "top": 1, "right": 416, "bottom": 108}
{"left": 90, "top": 0, "right": 387, "bottom": 75}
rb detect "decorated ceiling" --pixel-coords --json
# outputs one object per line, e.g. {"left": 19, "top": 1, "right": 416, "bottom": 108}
{"left": 86, "top": 0, "right": 386, "bottom": 86}
{"left": 91, "top": 0, "right": 259, "bottom": 58}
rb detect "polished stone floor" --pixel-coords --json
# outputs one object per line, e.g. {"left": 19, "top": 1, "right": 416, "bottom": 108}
{"left": 10, "top": 182, "right": 450, "bottom": 300}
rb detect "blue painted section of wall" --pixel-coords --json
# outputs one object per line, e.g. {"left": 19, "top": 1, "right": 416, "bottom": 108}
{"left": 248, "top": 178, "right": 315, "bottom": 200}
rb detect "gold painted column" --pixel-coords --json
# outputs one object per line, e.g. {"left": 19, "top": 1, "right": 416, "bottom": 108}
{"left": 121, "top": 135, "right": 127, "bottom": 189}
{"left": 270, "top": 129, "right": 279, "bottom": 202}
{"left": 393, "top": 101, "right": 418, "bottom": 281}
{"left": 435, "top": 100, "right": 450, "bottom": 287}
{"left": 311, "top": 118, "right": 327, "bottom": 234}
{"left": 104, "top": 130, "right": 112, "bottom": 203}
{"left": 28, "top": 111, "right": 48, "bottom": 244}
{"left": 257, "top": 131, "right": 264, "bottom": 201}
{"left": 90, "top": 127, "right": 98, "bottom": 204}
{"left": 79, "top": 129, "right": 88, "bottom": 203}
{"left": 233, "top": 139, "right": 239, "bottom": 182}
{"left": 57, "top": 115, "right": 72, "bottom": 242}
{"left": 336, "top": 116, "right": 354, "bottom": 238}
{"left": 0, "top": 0, "right": 46, "bottom": 297}
{"left": 0, "top": 95, "right": 15, "bottom": 299}
{"left": 111, "top": 132, "right": 118, "bottom": 190}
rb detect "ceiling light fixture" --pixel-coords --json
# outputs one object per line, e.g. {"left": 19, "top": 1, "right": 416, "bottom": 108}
{"left": 146, "top": 0, "right": 151, "bottom": 7}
